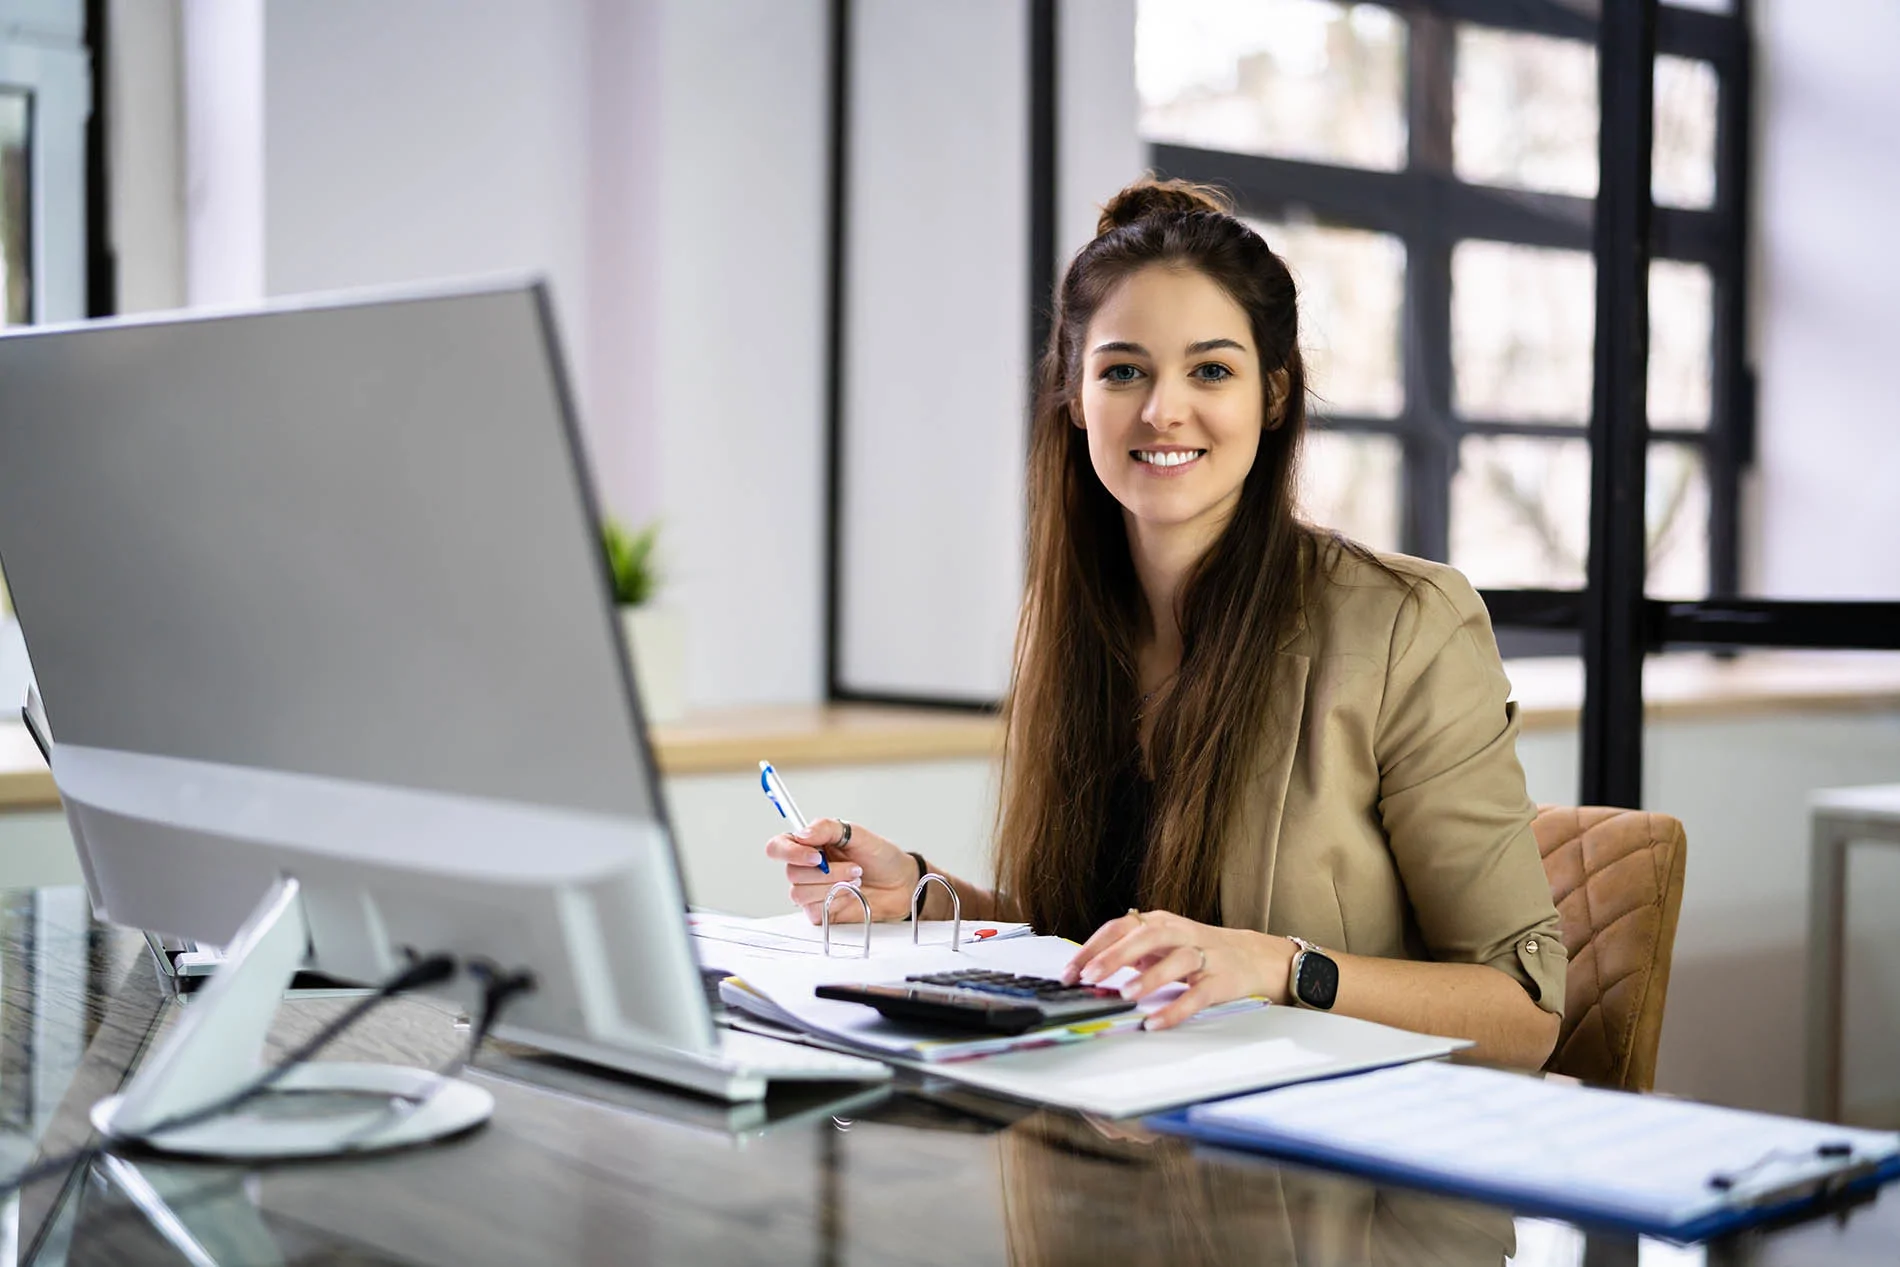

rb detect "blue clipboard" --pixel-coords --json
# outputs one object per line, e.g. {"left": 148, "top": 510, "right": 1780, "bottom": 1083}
{"left": 1145, "top": 1106, "right": 1900, "bottom": 1242}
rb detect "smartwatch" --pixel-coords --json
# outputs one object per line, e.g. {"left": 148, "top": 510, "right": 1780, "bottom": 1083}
{"left": 1286, "top": 936, "right": 1339, "bottom": 1010}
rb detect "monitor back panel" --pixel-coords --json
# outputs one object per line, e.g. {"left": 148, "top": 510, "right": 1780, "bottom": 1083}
{"left": 0, "top": 283, "right": 656, "bottom": 824}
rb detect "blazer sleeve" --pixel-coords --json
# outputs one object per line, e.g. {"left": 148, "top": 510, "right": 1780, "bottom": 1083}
{"left": 1373, "top": 566, "right": 1566, "bottom": 1017}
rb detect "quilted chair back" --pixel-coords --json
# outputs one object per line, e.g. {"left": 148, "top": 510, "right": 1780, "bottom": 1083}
{"left": 1535, "top": 806, "right": 1688, "bottom": 1092}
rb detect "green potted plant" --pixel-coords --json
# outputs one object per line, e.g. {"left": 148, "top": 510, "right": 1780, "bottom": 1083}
{"left": 602, "top": 517, "right": 686, "bottom": 723}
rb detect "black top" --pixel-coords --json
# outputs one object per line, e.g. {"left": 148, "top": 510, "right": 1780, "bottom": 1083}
{"left": 1083, "top": 759, "right": 1154, "bottom": 938}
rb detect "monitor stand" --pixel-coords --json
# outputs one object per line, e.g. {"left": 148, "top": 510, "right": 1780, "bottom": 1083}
{"left": 92, "top": 875, "right": 493, "bottom": 1159}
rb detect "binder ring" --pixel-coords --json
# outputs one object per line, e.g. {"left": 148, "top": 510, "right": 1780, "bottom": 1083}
{"left": 821, "top": 883, "right": 872, "bottom": 958}
{"left": 910, "top": 873, "right": 962, "bottom": 951}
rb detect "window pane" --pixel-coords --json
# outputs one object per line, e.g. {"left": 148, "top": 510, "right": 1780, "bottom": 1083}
{"left": 1455, "top": 243, "right": 1712, "bottom": 430}
{"left": 1, "top": 91, "right": 30, "bottom": 327}
{"left": 1455, "top": 34, "right": 1719, "bottom": 210}
{"left": 1251, "top": 218, "right": 1405, "bottom": 417}
{"left": 1654, "top": 56, "right": 1718, "bottom": 210}
{"left": 1455, "top": 26, "right": 1597, "bottom": 198}
{"left": 1451, "top": 436, "right": 1710, "bottom": 593}
{"left": 1452, "top": 436, "right": 1590, "bottom": 588}
{"left": 1137, "top": 0, "right": 1407, "bottom": 171}
{"left": 1299, "top": 429, "right": 1401, "bottom": 551}
{"left": 1650, "top": 260, "right": 1712, "bottom": 430}
{"left": 1453, "top": 240, "right": 1594, "bottom": 424}
{"left": 1647, "top": 443, "right": 1709, "bottom": 598}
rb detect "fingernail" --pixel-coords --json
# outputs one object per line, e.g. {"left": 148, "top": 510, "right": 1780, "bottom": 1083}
{"left": 806, "top": 852, "right": 825, "bottom": 866}
{"left": 1059, "top": 967, "right": 1078, "bottom": 985}
{"left": 1120, "top": 984, "right": 1142, "bottom": 1000}
{"left": 1142, "top": 1016, "right": 1160, "bottom": 1032}
{"left": 848, "top": 866, "right": 863, "bottom": 879}
{"left": 1079, "top": 967, "right": 1101, "bottom": 984}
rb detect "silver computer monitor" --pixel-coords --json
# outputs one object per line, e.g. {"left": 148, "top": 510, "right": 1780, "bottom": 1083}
{"left": 0, "top": 281, "right": 867, "bottom": 1152}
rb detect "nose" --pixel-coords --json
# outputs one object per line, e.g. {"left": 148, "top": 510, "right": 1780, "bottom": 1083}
{"left": 1140, "top": 374, "right": 1190, "bottom": 432}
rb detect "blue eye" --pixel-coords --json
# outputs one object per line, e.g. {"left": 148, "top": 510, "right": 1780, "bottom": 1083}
{"left": 1193, "top": 363, "right": 1234, "bottom": 383}
{"left": 1101, "top": 364, "right": 1144, "bottom": 384}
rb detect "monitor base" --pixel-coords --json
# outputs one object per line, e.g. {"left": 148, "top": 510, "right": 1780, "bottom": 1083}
{"left": 95, "top": 875, "right": 493, "bottom": 1160}
{"left": 91, "top": 1062, "right": 492, "bottom": 1159}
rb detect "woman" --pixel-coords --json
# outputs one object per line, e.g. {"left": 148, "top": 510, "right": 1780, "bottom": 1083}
{"left": 764, "top": 178, "right": 1564, "bottom": 1069}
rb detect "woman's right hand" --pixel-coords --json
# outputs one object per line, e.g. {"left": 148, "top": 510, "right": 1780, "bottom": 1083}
{"left": 764, "top": 818, "right": 921, "bottom": 924}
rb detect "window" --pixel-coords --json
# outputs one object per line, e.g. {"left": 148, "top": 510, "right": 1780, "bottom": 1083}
{"left": 1, "top": 89, "right": 29, "bottom": 327}
{"left": 1138, "top": 0, "right": 1747, "bottom": 605}
{"left": 1, "top": 90, "right": 29, "bottom": 620}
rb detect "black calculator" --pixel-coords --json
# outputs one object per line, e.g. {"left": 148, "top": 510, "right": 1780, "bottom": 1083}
{"left": 814, "top": 969, "right": 1137, "bottom": 1035}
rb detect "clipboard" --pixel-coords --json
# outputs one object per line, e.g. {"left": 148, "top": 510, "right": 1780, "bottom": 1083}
{"left": 1146, "top": 1060, "right": 1900, "bottom": 1242}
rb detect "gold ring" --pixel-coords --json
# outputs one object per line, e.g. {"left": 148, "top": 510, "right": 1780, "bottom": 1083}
{"left": 1126, "top": 907, "right": 1143, "bottom": 925}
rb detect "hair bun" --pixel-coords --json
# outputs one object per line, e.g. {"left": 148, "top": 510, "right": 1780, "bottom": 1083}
{"left": 1095, "top": 177, "right": 1232, "bottom": 235}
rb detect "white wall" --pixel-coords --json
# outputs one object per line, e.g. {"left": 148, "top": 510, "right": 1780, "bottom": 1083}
{"left": 180, "top": 0, "right": 262, "bottom": 306}
{"left": 1748, "top": 0, "right": 1900, "bottom": 600}
{"left": 653, "top": 0, "right": 829, "bottom": 708}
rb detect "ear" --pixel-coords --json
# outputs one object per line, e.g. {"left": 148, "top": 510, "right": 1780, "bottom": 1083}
{"left": 1068, "top": 400, "right": 1087, "bottom": 431}
{"left": 1263, "top": 368, "right": 1291, "bottom": 430}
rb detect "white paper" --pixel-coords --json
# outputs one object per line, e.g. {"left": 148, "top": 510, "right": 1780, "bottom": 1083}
{"left": 688, "top": 911, "right": 1032, "bottom": 973}
{"left": 1054, "top": 1038, "right": 1331, "bottom": 1104}
{"left": 936, "top": 1006, "right": 1464, "bottom": 1119}
{"left": 1189, "top": 1061, "right": 1900, "bottom": 1226}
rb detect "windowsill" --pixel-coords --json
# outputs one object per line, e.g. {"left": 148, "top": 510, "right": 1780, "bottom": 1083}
{"left": 1503, "top": 649, "right": 1900, "bottom": 732}
{"left": 6, "top": 650, "right": 1900, "bottom": 811}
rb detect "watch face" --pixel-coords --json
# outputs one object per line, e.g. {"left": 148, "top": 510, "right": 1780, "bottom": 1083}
{"left": 1296, "top": 951, "right": 1339, "bottom": 1010}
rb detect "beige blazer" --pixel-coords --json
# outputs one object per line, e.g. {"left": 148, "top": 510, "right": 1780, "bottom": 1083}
{"left": 1218, "top": 541, "right": 1566, "bottom": 1015}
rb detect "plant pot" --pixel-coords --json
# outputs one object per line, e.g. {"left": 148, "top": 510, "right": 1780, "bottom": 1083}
{"left": 619, "top": 603, "right": 687, "bottom": 724}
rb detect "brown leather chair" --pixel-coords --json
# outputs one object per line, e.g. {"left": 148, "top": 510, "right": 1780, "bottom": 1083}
{"left": 1535, "top": 805, "right": 1688, "bottom": 1092}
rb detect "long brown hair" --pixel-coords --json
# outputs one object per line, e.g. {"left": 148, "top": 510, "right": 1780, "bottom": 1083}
{"left": 994, "top": 177, "right": 1322, "bottom": 940}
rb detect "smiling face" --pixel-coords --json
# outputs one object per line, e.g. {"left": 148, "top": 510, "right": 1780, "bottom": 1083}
{"left": 1077, "top": 264, "right": 1268, "bottom": 550}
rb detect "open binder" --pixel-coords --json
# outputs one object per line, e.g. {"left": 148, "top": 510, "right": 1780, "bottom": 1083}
{"left": 1147, "top": 1060, "right": 1900, "bottom": 1242}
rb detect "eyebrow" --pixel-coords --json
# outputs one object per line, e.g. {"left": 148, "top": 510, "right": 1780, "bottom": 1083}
{"left": 1089, "top": 338, "right": 1249, "bottom": 357}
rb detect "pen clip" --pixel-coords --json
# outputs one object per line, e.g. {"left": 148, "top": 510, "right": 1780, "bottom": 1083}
{"left": 759, "top": 761, "right": 803, "bottom": 826}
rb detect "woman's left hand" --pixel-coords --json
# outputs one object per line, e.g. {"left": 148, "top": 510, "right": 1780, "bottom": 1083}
{"left": 1060, "top": 909, "right": 1295, "bottom": 1031}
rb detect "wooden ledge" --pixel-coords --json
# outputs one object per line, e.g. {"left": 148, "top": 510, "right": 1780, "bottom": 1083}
{"left": 0, "top": 703, "right": 1002, "bottom": 812}
{"left": 648, "top": 704, "right": 999, "bottom": 775}
{"left": 1506, "top": 650, "right": 1900, "bottom": 732}
{"left": 6, "top": 651, "right": 1900, "bottom": 811}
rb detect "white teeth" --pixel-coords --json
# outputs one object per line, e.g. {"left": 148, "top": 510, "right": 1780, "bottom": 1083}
{"left": 1135, "top": 449, "right": 1204, "bottom": 468}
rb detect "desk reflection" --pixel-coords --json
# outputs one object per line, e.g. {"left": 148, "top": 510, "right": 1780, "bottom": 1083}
{"left": 998, "top": 1111, "right": 1514, "bottom": 1267}
{"left": 44, "top": 1094, "right": 1515, "bottom": 1267}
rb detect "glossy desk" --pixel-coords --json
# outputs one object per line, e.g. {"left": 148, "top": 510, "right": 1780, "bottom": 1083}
{"left": 0, "top": 888, "right": 1894, "bottom": 1266}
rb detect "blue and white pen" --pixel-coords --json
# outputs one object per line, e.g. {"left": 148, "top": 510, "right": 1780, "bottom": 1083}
{"left": 759, "top": 761, "right": 826, "bottom": 874}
